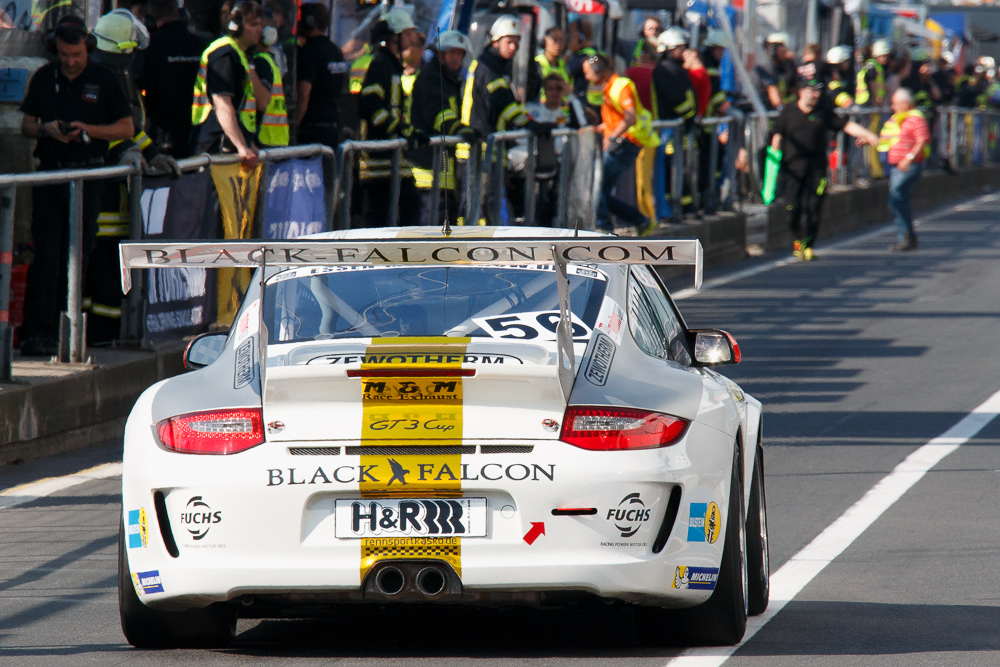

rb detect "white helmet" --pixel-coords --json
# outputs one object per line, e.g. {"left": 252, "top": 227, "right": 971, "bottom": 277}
{"left": 93, "top": 8, "right": 149, "bottom": 54}
{"left": 383, "top": 7, "right": 417, "bottom": 35}
{"left": 436, "top": 29, "right": 471, "bottom": 52}
{"left": 826, "top": 45, "right": 851, "bottom": 65}
{"left": 872, "top": 39, "right": 891, "bottom": 57}
{"left": 657, "top": 27, "right": 688, "bottom": 52}
{"left": 490, "top": 15, "right": 521, "bottom": 42}
{"left": 703, "top": 28, "right": 728, "bottom": 49}
{"left": 766, "top": 31, "right": 789, "bottom": 45}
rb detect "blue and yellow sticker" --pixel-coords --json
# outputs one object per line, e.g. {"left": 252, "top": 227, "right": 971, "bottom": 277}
{"left": 132, "top": 570, "right": 164, "bottom": 595}
{"left": 127, "top": 508, "right": 148, "bottom": 549}
{"left": 672, "top": 566, "right": 719, "bottom": 590}
{"left": 687, "top": 502, "right": 721, "bottom": 544}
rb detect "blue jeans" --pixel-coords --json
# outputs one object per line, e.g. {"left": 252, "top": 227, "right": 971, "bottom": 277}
{"left": 888, "top": 162, "right": 923, "bottom": 241}
{"left": 598, "top": 140, "right": 646, "bottom": 231}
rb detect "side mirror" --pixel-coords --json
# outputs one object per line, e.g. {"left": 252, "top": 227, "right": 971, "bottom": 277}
{"left": 689, "top": 329, "right": 741, "bottom": 367}
{"left": 183, "top": 331, "right": 229, "bottom": 369}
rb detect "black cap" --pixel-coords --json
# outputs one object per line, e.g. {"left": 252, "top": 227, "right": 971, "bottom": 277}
{"left": 797, "top": 74, "right": 824, "bottom": 90}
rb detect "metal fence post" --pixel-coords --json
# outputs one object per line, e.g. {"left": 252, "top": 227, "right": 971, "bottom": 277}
{"left": 556, "top": 133, "right": 571, "bottom": 227}
{"left": 671, "top": 128, "right": 684, "bottom": 218}
{"left": 389, "top": 145, "right": 401, "bottom": 227}
{"left": 523, "top": 135, "right": 537, "bottom": 226}
{"left": 0, "top": 186, "right": 14, "bottom": 380}
{"left": 340, "top": 147, "right": 354, "bottom": 228}
{"left": 466, "top": 145, "right": 482, "bottom": 226}
{"left": 63, "top": 178, "right": 85, "bottom": 363}
{"left": 429, "top": 143, "right": 442, "bottom": 227}
{"left": 707, "top": 122, "right": 719, "bottom": 213}
{"left": 125, "top": 156, "right": 144, "bottom": 343}
{"left": 322, "top": 150, "right": 335, "bottom": 231}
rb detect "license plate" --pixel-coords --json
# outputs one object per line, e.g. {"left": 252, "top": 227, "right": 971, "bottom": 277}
{"left": 334, "top": 498, "right": 487, "bottom": 538}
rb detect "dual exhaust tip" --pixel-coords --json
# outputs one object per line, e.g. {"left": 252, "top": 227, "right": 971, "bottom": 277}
{"left": 368, "top": 561, "right": 458, "bottom": 600}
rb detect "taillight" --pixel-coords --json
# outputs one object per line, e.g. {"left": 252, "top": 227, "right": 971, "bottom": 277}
{"left": 156, "top": 408, "right": 264, "bottom": 455}
{"left": 559, "top": 406, "right": 689, "bottom": 451}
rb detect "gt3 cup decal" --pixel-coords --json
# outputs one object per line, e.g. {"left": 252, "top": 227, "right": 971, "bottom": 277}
{"left": 266, "top": 463, "right": 556, "bottom": 486}
{"left": 607, "top": 493, "right": 652, "bottom": 538}
{"left": 180, "top": 496, "right": 222, "bottom": 541}
{"left": 687, "top": 502, "right": 721, "bottom": 544}
{"left": 132, "top": 570, "right": 164, "bottom": 595}
{"left": 672, "top": 566, "right": 719, "bottom": 590}
{"left": 584, "top": 333, "right": 616, "bottom": 386}
{"left": 126, "top": 508, "right": 148, "bottom": 549}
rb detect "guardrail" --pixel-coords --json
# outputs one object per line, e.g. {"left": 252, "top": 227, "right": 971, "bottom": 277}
{"left": 0, "top": 144, "right": 333, "bottom": 379}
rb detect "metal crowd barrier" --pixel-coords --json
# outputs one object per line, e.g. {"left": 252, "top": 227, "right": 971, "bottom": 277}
{"left": 333, "top": 135, "right": 462, "bottom": 228}
{"left": 0, "top": 144, "right": 333, "bottom": 379}
{"left": 828, "top": 106, "right": 1000, "bottom": 187}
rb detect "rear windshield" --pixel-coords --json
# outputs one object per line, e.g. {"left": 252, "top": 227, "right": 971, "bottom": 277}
{"left": 263, "top": 266, "right": 608, "bottom": 343}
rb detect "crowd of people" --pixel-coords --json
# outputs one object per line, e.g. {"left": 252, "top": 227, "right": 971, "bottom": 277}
{"left": 12, "top": 4, "right": 997, "bottom": 354}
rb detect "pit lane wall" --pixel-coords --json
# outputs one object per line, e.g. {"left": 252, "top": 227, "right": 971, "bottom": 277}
{"left": 0, "top": 345, "right": 184, "bottom": 466}
{"left": 1, "top": 164, "right": 998, "bottom": 467}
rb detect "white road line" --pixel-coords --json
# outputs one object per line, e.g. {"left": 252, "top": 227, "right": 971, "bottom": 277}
{"left": 0, "top": 462, "right": 122, "bottom": 510}
{"left": 665, "top": 387, "right": 1000, "bottom": 667}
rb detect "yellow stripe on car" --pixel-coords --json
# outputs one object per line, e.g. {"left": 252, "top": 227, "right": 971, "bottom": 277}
{"left": 359, "top": 337, "right": 471, "bottom": 580}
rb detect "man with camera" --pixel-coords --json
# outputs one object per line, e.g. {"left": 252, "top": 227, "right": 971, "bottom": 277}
{"left": 18, "top": 14, "right": 132, "bottom": 356}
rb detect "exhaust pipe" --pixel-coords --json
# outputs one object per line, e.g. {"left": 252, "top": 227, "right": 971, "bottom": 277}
{"left": 415, "top": 566, "right": 447, "bottom": 596}
{"left": 374, "top": 566, "right": 406, "bottom": 596}
{"left": 363, "top": 560, "right": 462, "bottom": 600}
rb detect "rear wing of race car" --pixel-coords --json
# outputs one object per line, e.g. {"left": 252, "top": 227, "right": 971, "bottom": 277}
{"left": 120, "top": 238, "right": 703, "bottom": 397}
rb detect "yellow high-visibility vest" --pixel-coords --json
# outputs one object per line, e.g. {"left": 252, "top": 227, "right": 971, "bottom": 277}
{"left": 877, "top": 109, "right": 931, "bottom": 158}
{"left": 256, "top": 51, "right": 288, "bottom": 146}
{"left": 535, "top": 53, "right": 570, "bottom": 82}
{"left": 192, "top": 36, "right": 256, "bottom": 133}
{"left": 855, "top": 60, "right": 885, "bottom": 106}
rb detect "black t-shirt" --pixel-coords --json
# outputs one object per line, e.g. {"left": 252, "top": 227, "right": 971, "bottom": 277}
{"left": 297, "top": 35, "right": 348, "bottom": 128}
{"left": 191, "top": 43, "right": 255, "bottom": 154}
{"left": 20, "top": 60, "right": 131, "bottom": 168}
{"left": 133, "top": 20, "right": 207, "bottom": 157}
{"left": 253, "top": 53, "right": 275, "bottom": 90}
{"left": 773, "top": 99, "right": 846, "bottom": 178}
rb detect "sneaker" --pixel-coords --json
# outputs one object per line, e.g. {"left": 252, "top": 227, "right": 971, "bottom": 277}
{"left": 802, "top": 246, "right": 817, "bottom": 261}
{"left": 792, "top": 240, "right": 804, "bottom": 259}
{"left": 639, "top": 218, "right": 659, "bottom": 236}
{"left": 891, "top": 235, "right": 917, "bottom": 252}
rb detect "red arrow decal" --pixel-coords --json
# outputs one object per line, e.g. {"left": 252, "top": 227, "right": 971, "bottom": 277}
{"left": 523, "top": 522, "right": 545, "bottom": 545}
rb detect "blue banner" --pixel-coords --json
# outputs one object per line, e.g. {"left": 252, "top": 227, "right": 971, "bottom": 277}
{"left": 263, "top": 157, "right": 327, "bottom": 239}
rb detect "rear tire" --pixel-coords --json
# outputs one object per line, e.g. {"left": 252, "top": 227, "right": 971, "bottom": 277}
{"left": 118, "top": 518, "right": 236, "bottom": 648}
{"left": 676, "top": 447, "right": 749, "bottom": 645}
{"left": 746, "top": 447, "right": 770, "bottom": 616}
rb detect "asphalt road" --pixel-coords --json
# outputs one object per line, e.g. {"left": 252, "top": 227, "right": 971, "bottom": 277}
{"left": 3, "top": 193, "right": 1000, "bottom": 665}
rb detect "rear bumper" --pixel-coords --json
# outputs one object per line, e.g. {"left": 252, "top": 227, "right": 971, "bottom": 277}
{"left": 123, "top": 421, "right": 736, "bottom": 612}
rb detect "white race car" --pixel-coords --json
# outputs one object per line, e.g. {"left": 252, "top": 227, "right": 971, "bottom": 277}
{"left": 118, "top": 227, "right": 768, "bottom": 648}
